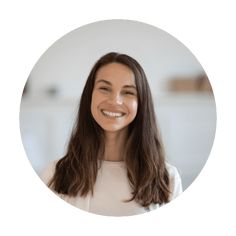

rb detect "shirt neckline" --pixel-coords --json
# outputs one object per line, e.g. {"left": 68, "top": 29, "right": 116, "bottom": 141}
{"left": 98, "top": 159, "right": 125, "bottom": 167}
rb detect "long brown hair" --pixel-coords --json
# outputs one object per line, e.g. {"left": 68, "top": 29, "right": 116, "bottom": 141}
{"left": 48, "top": 52, "right": 171, "bottom": 207}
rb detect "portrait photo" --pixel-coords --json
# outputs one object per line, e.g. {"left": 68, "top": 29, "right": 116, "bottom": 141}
{"left": 19, "top": 19, "right": 216, "bottom": 216}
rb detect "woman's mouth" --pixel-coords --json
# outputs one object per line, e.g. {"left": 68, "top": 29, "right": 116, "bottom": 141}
{"left": 101, "top": 109, "right": 126, "bottom": 118}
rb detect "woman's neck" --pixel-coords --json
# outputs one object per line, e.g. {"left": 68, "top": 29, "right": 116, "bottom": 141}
{"left": 102, "top": 129, "right": 128, "bottom": 162}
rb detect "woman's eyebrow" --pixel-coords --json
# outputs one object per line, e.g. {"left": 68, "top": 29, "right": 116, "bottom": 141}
{"left": 96, "top": 79, "right": 136, "bottom": 89}
{"left": 123, "top": 85, "right": 137, "bottom": 90}
{"left": 96, "top": 79, "right": 112, "bottom": 85}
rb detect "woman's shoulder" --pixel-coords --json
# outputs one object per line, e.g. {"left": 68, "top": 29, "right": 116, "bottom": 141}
{"left": 165, "top": 162, "right": 181, "bottom": 180}
{"left": 39, "top": 159, "right": 58, "bottom": 185}
{"left": 165, "top": 162, "right": 183, "bottom": 199}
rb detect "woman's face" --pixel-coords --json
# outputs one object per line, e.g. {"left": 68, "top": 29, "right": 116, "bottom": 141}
{"left": 91, "top": 62, "right": 138, "bottom": 133}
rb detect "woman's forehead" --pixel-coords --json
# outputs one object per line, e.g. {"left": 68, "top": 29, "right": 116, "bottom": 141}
{"left": 95, "top": 62, "right": 136, "bottom": 86}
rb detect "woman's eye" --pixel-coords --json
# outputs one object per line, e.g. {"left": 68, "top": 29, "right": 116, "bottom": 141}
{"left": 123, "top": 91, "right": 135, "bottom": 96}
{"left": 99, "top": 87, "right": 110, "bottom": 91}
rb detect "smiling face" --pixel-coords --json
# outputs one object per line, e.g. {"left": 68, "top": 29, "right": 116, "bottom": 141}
{"left": 91, "top": 62, "right": 138, "bottom": 134}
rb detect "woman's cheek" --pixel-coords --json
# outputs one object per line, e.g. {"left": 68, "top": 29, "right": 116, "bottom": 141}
{"left": 129, "top": 99, "right": 138, "bottom": 116}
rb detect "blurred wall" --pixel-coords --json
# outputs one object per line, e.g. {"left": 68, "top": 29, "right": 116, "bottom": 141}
{"left": 28, "top": 20, "right": 204, "bottom": 100}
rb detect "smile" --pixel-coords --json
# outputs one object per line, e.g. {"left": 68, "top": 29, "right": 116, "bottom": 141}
{"left": 101, "top": 109, "right": 126, "bottom": 118}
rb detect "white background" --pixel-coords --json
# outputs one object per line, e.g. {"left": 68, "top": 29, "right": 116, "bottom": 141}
{"left": 0, "top": 0, "right": 236, "bottom": 235}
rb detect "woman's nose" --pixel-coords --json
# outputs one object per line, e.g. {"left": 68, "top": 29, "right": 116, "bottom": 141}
{"left": 109, "top": 92, "right": 123, "bottom": 105}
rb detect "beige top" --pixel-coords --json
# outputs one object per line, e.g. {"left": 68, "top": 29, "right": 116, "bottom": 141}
{"left": 40, "top": 160, "right": 182, "bottom": 216}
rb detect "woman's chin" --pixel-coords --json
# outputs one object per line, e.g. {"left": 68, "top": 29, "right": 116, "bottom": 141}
{"left": 100, "top": 124, "right": 128, "bottom": 134}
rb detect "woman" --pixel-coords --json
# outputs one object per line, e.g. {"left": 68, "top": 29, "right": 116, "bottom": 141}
{"left": 41, "top": 52, "right": 182, "bottom": 216}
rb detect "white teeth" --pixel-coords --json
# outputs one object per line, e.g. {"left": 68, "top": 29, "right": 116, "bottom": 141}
{"left": 102, "top": 110, "right": 124, "bottom": 118}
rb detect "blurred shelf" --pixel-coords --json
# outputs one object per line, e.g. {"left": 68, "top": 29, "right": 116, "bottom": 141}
{"left": 154, "top": 92, "right": 215, "bottom": 106}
